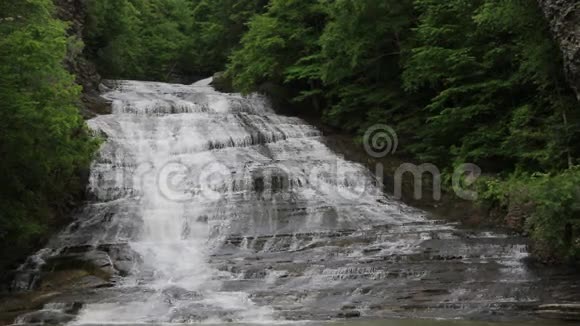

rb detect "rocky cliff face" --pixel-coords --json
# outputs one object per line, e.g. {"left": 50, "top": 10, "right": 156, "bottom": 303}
{"left": 538, "top": 0, "right": 580, "bottom": 100}
{"left": 54, "top": 0, "right": 109, "bottom": 117}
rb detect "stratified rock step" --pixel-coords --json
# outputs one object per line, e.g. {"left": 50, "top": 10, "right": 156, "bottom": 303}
{"left": 536, "top": 303, "right": 580, "bottom": 321}
{"left": 10, "top": 78, "right": 580, "bottom": 324}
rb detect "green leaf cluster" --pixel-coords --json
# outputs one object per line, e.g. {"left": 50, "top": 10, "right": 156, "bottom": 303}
{"left": 85, "top": 0, "right": 265, "bottom": 80}
{"left": 0, "top": 0, "right": 98, "bottom": 264}
{"left": 85, "top": 0, "right": 192, "bottom": 80}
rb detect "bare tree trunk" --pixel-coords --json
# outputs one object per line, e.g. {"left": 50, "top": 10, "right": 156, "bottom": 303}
{"left": 562, "top": 110, "right": 573, "bottom": 168}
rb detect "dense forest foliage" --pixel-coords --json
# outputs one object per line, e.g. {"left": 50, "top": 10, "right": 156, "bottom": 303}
{"left": 84, "top": 0, "right": 267, "bottom": 80}
{"left": 2, "top": 0, "right": 579, "bottom": 267}
{"left": 226, "top": 0, "right": 579, "bottom": 261}
{"left": 0, "top": 0, "right": 97, "bottom": 269}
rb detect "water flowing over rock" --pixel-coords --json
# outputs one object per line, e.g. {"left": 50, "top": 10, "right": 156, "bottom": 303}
{"left": 537, "top": 0, "right": 580, "bottom": 100}
{"left": 9, "top": 79, "right": 580, "bottom": 324}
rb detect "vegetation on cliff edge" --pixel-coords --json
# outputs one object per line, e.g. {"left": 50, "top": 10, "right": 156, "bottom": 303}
{"left": 0, "top": 0, "right": 98, "bottom": 270}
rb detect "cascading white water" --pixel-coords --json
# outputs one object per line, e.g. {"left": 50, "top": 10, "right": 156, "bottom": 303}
{"left": 74, "top": 79, "right": 293, "bottom": 323}
{"left": 15, "top": 78, "right": 576, "bottom": 325}
{"left": 70, "top": 77, "right": 415, "bottom": 324}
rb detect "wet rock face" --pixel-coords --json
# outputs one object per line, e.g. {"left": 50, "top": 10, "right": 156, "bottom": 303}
{"left": 8, "top": 79, "right": 580, "bottom": 324}
{"left": 211, "top": 72, "right": 235, "bottom": 93}
{"left": 54, "top": 0, "right": 108, "bottom": 117}
{"left": 54, "top": 0, "right": 99, "bottom": 91}
{"left": 537, "top": 0, "right": 580, "bottom": 100}
{"left": 214, "top": 224, "right": 580, "bottom": 321}
{"left": 536, "top": 303, "right": 580, "bottom": 321}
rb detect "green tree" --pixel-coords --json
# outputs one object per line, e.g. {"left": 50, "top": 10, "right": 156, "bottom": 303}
{"left": 403, "top": 0, "right": 578, "bottom": 170}
{"left": 227, "top": 0, "right": 327, "bottom": 94}
{"left": 0, "top": 0, "right": 97, "bottom": 266}
{"left": 85, "top": 0, "right": 193, "bottom": 80}
{"left": 183, "top": 0, "right": 267, "bottom": 77}
{"left": 84, "top": 0, "right": 143, "bottom": 78}
{"left": 317, "top": 0, "right": 414, "bottom": 132}
{"left": 133, "top": 0, "right": 193, "bottom": 80}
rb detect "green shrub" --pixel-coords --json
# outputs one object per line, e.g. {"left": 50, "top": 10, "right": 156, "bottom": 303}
{"left": 477, "top": 170, "right": 580, "bottom": 261}
{"left": 524, "top": 169, "right": 580, "bottom": 260}
{"left": 0, "top": 0, "right": 98, "bottom": 268}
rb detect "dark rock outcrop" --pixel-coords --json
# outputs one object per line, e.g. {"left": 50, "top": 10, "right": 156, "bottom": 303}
{"left": 537, "top": 0, "right": 580, "bottom": 100}
{"left": 54, "top": 0, "right": 110, "bottom": 117}
{"left": 211, "top": 72, "right": 235, "bottom": 93}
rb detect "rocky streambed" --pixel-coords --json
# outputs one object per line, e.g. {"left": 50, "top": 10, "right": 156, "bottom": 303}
{"left": 2, "top": 79, "right": 580, "bottom": 325}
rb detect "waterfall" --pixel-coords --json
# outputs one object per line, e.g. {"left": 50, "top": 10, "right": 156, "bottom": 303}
{"left": 63, "top": 78, "right": 411, "bottom": 323}
{"left": 11, "top": 78, "right": 580, "bottom": 325}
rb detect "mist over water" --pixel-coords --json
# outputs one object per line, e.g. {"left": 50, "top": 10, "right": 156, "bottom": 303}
{"left": 11, "top": 79, "right": 580, "bottom": 325}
